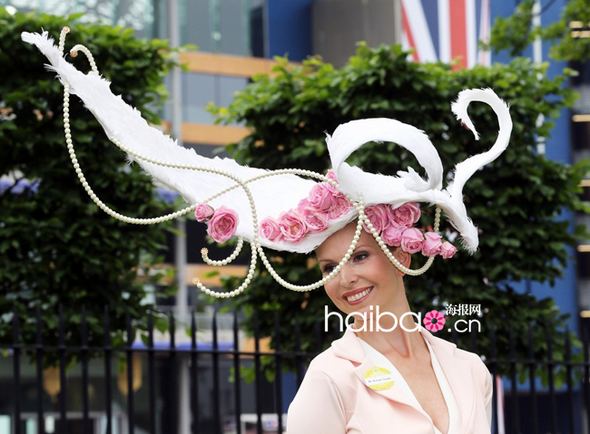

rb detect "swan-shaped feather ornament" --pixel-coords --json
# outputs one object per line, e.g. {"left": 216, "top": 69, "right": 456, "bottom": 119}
{"left": 21, "top": 28, "right": 512, "bottom": 298}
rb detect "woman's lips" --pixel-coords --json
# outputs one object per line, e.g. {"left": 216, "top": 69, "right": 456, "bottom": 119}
{"left": 344, "top": 286, "right": 373, "bottom": 305}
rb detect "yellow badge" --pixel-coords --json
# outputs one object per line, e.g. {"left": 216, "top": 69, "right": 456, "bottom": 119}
{"left": 363, "top": 367, "right": 394, "bottom": 391}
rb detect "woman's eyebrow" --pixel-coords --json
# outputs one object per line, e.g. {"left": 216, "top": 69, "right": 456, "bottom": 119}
{"left": 317, "top": 245, "right": 370, "bottom": 263}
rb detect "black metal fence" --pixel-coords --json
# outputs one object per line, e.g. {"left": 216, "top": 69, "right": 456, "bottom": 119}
{"left": 2, "top": 308, "right": 590, "bottom": 434}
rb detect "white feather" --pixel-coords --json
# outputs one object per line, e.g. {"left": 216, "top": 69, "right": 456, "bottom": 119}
{"left": 326, "top": 118, "right": 443, "bottom": 204}
{"left": 22, "top": 31, "right": 512, "bottom": 255}
{"left": 448, "top": 88, "right": 512, "bottom": 199}
{"left": 21, "top": 30, "right": 322, "bottom": 253}
{"left": 444, "top": 88, "right": 512, "bottom": 252}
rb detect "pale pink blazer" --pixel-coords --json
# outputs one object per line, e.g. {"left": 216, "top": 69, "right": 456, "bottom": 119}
{"left": 287, "top": 327, "right": 493, "bottom": 434}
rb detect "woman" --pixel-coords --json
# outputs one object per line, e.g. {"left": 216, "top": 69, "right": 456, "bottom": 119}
{"left": 286, "top": 218, "right": 493, "bottom": 434}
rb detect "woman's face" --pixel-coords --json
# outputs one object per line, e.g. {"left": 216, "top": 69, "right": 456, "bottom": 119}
{"left": 315, "top": 221, "right": 406, "bottom": 316}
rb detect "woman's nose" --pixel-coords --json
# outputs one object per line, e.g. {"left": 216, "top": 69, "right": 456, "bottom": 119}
{"left": 339, "top": 262, "right": 358, "bottom": 287}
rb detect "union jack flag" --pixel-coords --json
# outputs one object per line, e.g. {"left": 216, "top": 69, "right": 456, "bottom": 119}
{"left": 401, "top": 0, "right": 491, "bottom": 69}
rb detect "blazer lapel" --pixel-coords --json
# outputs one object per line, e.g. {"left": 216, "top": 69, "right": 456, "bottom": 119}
{"left": 420, "top": 328, "right": 477, "bottom": 432}
{"left": 331, "top": 327, "right": 477, "bottom": 431}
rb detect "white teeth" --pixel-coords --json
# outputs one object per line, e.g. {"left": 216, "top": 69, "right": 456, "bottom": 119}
{"left": 347, "top": 287, "right": 372, "bottom": 303}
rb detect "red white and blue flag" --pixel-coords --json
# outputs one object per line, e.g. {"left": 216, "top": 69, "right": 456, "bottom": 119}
{"left": 401, "top": 0, "right": 491, "bottom": 69}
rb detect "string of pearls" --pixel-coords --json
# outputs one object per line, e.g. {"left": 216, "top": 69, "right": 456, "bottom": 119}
{"left": 201, "top": 238, "right": 243, "bottom": 266}
{"left": 63, "top": 76, "right": 262, "bottom": 298}
{"left": 255, "top": 203, "right": 367, "bottom": 291}
{"left": 58, "top": 26, "right": 69, "bottom": 57}
{"left": 56, "top": 26, "right": 439, "bottom": 299}
{"left": 70, "top": 43, "right": 98, "bottom": 74}
{"left": 59, "top": 32, "right": 260, "bottom": 298}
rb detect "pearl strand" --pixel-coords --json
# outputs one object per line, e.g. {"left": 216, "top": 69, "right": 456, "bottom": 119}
{"left": 196, "top": 241, "right": 257, "bottom": 298}
{"left": 202, "top": 168, "right": 334, "bottom": 204}
{"left": 59, "top": 25, "right": 264, "bottom": 298}
{"left": 69, "top": 44, "right": 99, "bottom": 74}
{"left": 256, "top": 203, "right": 367, "bottom": 291}
{"left": 58, "top": 26, "right": 69, "bottom": 56}
{"left": 201, "top": 238, "right": 244, "bottom": 266}
{"left": 63, "top": 87, "right": 195, "bottom": 224}
{"left": 64, "top": 82, "right": 256, "bottom": 297}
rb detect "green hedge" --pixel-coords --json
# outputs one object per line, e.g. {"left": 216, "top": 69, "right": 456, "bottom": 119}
{"left": 0, "top": 9, "right": 176, "bottom": 360}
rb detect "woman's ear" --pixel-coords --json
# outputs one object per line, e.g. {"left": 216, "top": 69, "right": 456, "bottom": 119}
{"left": 393, "top": 248, "right": 411, "bottom": 276}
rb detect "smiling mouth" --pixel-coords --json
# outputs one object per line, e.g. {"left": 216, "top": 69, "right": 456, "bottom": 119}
{"left": 345, "top": 286, "right": 373, "bottom": 305}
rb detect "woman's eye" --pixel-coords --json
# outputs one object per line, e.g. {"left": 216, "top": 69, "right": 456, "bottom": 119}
{"left": 322, "top": 253, "right": 367, "bottom": 274}
{"left": 353, "top": 252, "right": 368, "bottom": 262}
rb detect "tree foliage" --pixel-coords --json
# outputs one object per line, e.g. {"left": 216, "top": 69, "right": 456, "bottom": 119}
{"left": 488, "top": 0, "right": 590, "bottom": 62}
{"left": 210, "top": 43, "right": 590, "bottom": 382}
{"left": 0, "top": 9, "right": 176, "bottom": 361}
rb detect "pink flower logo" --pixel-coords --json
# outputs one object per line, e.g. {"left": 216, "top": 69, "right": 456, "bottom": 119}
{"left": 423, "top": 310, "right": 446, "bottom": 333}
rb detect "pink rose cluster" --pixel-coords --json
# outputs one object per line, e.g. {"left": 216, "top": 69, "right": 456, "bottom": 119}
{"left": 194, "top": 171, "right": 457, "bottom": 260}
{"left": 363, "top": 202, "right": 457, "bottom": 259}
{"left": 259, "top": 170, "right": 353, "bottom": 243}
{"left": 194, "top": 204, "right": 239, "bottom": 243}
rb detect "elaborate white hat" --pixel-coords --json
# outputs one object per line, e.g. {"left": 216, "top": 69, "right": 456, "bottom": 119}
{"left": 21, "top": 28, "right": 512, "bottom": 298}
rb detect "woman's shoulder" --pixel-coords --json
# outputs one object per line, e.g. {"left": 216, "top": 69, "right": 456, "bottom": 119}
{"left": 427, "top": 332, "right": 492, "bottom": 387}
{"left": 455, "top": 345, "right": 491, "bottom": 381}
{"left": 297, "top": 332, "right": 365, "bottom": 397}
{"left": 305, "top": 342, "right": 356, "bottom": 378}
{"left": 287, "top": 341, "right": 359, "bottom": 432}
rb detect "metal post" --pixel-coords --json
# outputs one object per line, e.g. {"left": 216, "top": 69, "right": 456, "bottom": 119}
{"left": 175, "top": 219, "right": 188, "bottom": 318}
{"left": 393, "top": 0, "right": 402, "bottom": 46}
{"left": 167, "top": 1, "right": 191, "bottom": 433}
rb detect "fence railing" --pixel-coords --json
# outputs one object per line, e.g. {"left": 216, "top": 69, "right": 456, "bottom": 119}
{"left": 2, "top": 308, "right": 590, "bottom": 434}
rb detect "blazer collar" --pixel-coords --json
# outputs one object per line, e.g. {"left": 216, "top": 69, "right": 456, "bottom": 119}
{"left": 330, "top": 327, "right": 476, "bottom": 431}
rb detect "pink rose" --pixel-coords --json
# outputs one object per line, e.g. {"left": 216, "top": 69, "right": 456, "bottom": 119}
{"left": 422, "top": 232, "right": 443, "bottom": 257}
{"left": 278, "top": 210, "right": 308, "bottom": 242}
{"left": 400, "top": 227, "right": 424, "bottom": 254}
{"left": 207, "top": 206, "right": 239, "bottom": 243}
{"left": 440, "top": 241, "right": 457, "bottom": 259}
{"left": 382, "top": 223, "right": 406, "bottom": 247}
{"left": 392, "top": 202, "right": 421, "bottom": 227}
{"left": 327, "top": 195, "right": 352, "bottom": 220}
{"left": 260, "top": 218, "right": 281, "bottom": 241}
{"left": 308, "top": 184, "right": 335, "bottom": 212}
{"left": 299, "top": 208, "right": 329, "bottom": 233}
{"left": 297, "top": 198, "right": 312, "bottom": 211}
{"left": 363, "top": 204, "right": 391, "bottom": 233}
{"left": 194, "top": 203, "right": 214, "bottom": 222}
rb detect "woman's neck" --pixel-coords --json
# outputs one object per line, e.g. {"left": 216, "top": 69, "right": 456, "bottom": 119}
{"left": 354, "top": 288, "right": 426, "bottom": 359}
